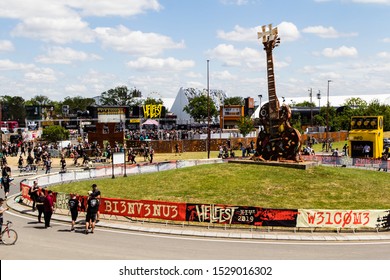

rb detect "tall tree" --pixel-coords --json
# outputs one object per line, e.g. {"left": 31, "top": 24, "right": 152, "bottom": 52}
{"left": 144, "top": 97, "right": 163, "bottom": 106}
{"left": 237, "top": 116, "right": 254, "bottom": 137}
{"left": 224, "top": 96, "right": 244, "bottom": 106}
{"left": 62, "top": 96, "right": 96, "bottom": 113}
{"left": 0, "top": 95, "right": 26, "bottom": 123}
{"left": 183, "top": 94, "right": 218, "bottom": 122}
{"left": 100, "top": 86, "right": 138, "bottom": 106}
{"left": 26, "top": 95, "right": 52, "bottom": 106}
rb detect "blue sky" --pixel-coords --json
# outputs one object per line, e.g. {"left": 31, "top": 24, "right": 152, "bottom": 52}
{"left": 1, "top": 0, "right": 390, "bottom": 108}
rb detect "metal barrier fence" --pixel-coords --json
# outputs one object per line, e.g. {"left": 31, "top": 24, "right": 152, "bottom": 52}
{"left": 301, "top": 154, "right": 389, "bottom": 171}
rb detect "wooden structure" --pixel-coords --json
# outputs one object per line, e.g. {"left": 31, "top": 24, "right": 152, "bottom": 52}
{"left": 88, "top": 123, "right": 124, "bottom": 147}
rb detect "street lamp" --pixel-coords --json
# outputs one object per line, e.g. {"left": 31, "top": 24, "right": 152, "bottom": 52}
{"left": 326, "top": 80, "right": 332, "bottom": 152}
{"left": 308, "top": 88, "right": 313, "bottom": 127}
{"left": 317, "top": 90, "right": 321, "bottom": 108}
{"left": 258, "top": 94, "right": 262, "bottom": 109}
{"left": 207, "top": 60, "right": 211, "bottom": 159}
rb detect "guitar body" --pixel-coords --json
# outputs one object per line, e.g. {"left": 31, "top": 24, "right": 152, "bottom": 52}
{"left": 256, "top": 102, "right": 301, "bottom": 161}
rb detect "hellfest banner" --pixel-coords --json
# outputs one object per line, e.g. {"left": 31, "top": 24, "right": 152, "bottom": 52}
{"left": 20, "top": 183, "right": 390, "bottom": 229}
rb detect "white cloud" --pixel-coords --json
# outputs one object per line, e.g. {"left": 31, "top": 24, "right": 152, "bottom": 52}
{"left": 127, "top": 57, "right": 195, "bottom": 71}
{"left": 1, "top": 1, "right": 163, "bottom": 44}
{"left": 218, "top": 22, "right": 300, "bottom": 43}
{"left": 212, "top": 70, "right": 237, "bottom": 81}
{"left": 0, "top": 0, "right": 162, "bottom": 18}
{"left": 277, "top": 22, "right": 301, "bottom": 42}
{"left": 217, "top": 25, "right": 258, "bottom": 42}
{"left": 65, "top": 84, "right": 88, "bottom": 94}
{"left": 0, "top": 59, "right": 34, "bottom": 71}
{"left": 220, "top": 0, "right": 249, "bottom": 5}
{"left": 0, "top": 40, "right": 14, "bottom": 52}
{"left": 321, "top": 46, "right": 358, "bottom": 57}
{"left": 35, "top": 47, "right": 101, "bottom": 64}
{"left": 24, "top": 67, "right": 57, "bottom": 82}
{"left": 66, "top": 0, "right": 162, "bottom": 17}
{"left": 207, "top": 44, "right": 261, "bottom": 67}
{"left": 302, "top": 25, "right": 358, "bottom": 38}
{"left": 378, "top": 51, "right": 390, "bottom": 58}
{"left": 12, "top": 17, "right": 94, "bottom": 44}
{"left": 94, "top": 25, "right": 185, "bottom": 56}
{"left": 351, "top": 0, "right": 390, "bottom": 4}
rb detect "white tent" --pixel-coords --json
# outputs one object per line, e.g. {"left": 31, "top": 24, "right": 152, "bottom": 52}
{"left": 142, "top": 119, "right": 159, "bottom": 126}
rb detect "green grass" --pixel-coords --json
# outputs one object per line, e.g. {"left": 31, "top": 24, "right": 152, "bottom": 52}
{"left": 50, "top": 163, "right": 390, "bottom": 210}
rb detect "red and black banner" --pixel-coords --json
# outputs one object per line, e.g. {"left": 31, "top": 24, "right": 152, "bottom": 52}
{"left": 186, "top": 204, "right": 298, "bottom": 227}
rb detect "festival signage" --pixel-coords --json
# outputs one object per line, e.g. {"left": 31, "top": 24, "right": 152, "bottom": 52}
{"left": 143, "top": 104, "right": 163, "bottom": 118}
{"left": 297, "top": 209, "right": 390, "bottom": 229}
{"left": 101, "top": 198, "right": 187, "bottom": 221}
{"left": 186, "top": 204, "right": 298, "bottom": 227}
{"left": 97, "top": 107, "right": 126, "bottom": 123}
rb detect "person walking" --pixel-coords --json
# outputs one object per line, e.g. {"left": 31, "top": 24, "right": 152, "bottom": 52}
{"left": 43, "top": 190, "right": 54, "bottom": 228}
{"left": 68, "top": 194, "right": 80, "bottom": 231}
{"left": 29, "top": 180, "right": 39, "bottom": 211}
{"left": 85, "top": 192, "right": 100, "bottom": 234}
{"left": 378, "top": 147, "right": 389, "bottom": 172}
{"left": 35, "top": 189, "right": 45, "bottom": 223}
{"left": 1, "top": 163, "right": 11, "bottom": 199}
{"left": 149, "top": 147, "right": 154, "bottom": 163}
{"left": 91, "top": 184, "right": 101, "bottom": 222}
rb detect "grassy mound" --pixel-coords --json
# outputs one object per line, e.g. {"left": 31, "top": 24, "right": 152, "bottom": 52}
{"left": 50, "top": 163, "right": 389, "bottom": 209}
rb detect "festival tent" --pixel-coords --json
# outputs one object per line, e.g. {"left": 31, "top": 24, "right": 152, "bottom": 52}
{"left": 142, "top": 119, "right": 159, "bottom": 126}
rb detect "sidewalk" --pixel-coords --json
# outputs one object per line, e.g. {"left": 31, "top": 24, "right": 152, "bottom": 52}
{"left": 6, "top": 194, "right": 390, "bottom": 242}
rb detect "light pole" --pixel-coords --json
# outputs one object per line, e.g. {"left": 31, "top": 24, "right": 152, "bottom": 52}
{"left": 317, "top": 90, "right": 321, "bottom": 108}
{"left": 258, "top": 94, "right": 262, "bottom": 109}
{"left": 326, "top": 80, "right": 332, "bottom": 152}
{"left": 309, "top": 88, "right": 313, "bottom": 127}
{"left": 207, "top": 60, "right": 211, "bottom": 159}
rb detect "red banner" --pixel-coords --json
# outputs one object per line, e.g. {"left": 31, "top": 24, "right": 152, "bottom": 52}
{"left": 100, "top": 198, "right": 187, "bottom": 221}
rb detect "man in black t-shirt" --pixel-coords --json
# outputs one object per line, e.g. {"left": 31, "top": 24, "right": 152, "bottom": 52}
{"left": 1, "top": 163, "right": 11, "bottom": 199}
{"left": 91, "top": 184, "right": 101, "bottom": 222}
{"left": 85, "top": 192, "right": 100, "bottom": 234}
{"left": 68, "top": 194, "right": 80, "bottom": 231}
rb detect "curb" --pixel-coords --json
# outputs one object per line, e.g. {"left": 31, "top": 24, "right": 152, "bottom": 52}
{"left": 6, "top": 194, "right": 390, "bottom": 242}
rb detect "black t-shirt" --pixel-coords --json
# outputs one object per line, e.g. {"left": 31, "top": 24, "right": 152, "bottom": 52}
{"left": 87, "top": 197, "right": 99, "bottom": 214}
{"left": 92, "top": 189, "right": 101, "bottom": 197}
{"left": 68, "top": 198, "right": 79, "bottom": 212}
{"left": 2, "top": 166, "right": 10, "bottom": 177}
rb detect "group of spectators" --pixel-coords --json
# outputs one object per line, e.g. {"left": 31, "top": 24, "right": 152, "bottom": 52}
{"left": 124, "top": 127, "right": 225, "bottom": 141}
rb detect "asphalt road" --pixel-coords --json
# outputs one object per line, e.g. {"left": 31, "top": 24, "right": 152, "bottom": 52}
{"left": 2, "top": 173, "right": 390, "bottom": 260}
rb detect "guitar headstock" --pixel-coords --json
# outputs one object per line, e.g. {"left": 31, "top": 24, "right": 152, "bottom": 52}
{"left": 257, "top": 24, "right": 280, "bottom": 51}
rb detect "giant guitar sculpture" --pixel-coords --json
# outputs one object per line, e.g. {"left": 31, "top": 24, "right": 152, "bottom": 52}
{"left": 254, "top": 24, "right": 301, "bottom": 162}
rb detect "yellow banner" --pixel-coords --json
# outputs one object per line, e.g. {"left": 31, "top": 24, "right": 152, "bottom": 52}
{"left": 143, "top": 104, "right": 162, "bottom": 118}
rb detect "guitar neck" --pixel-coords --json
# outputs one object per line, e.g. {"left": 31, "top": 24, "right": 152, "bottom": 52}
{"left": 266, "top": 49, "right": 280, "bottom": 118}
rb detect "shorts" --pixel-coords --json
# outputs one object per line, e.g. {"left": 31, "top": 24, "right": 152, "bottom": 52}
{"left": 86, "top": 212, "right": 97, "bottom": 223}
{"left": 71, "top": 210, "right": 78, "bottom": 221}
